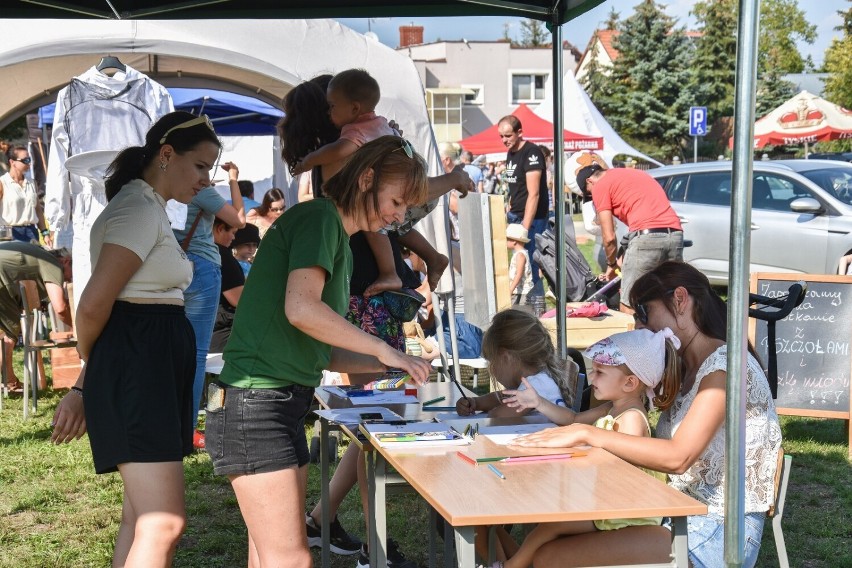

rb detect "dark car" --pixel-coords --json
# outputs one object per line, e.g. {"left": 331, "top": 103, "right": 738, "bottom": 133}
{"left": 807, "top": 152, "right": 852, "bottom": 162}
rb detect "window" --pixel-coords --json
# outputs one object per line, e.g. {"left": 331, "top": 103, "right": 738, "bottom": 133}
{"left": 799, "top": 167, "right": 852, "bottom": 205}
{"left": 462, "top": 84, "right": 484, "bottom": 106}
{"left": 754, "top": 174, "right": 811, "bottom": 211}
{"left": 662, "top": 176, "right": 690, "bottom": 202}
{"left": 684, "top": 173, "right": 732, "bottom": 206}
{"left": 511, "top": 73, "right": 547, "bottom": 103}
{"left": 426, "top": 90, "right": 464, "bottom": 143}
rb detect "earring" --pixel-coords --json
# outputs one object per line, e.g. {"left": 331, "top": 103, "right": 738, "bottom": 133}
{"left": 160, "top": 161, "right": 168, "bottom": 171}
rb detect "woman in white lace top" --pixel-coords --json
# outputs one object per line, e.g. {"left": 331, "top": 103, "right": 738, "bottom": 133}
{"left": 514, "top": 261, "right": 782, "bottom": 568}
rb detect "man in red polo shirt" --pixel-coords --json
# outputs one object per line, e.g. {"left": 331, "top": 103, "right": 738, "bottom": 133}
{"left": 576, "top": 165, "right": 683, "bottom": 312}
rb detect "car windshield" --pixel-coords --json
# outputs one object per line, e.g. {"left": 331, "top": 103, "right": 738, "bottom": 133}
{"left": 799, "top": 167, "right": 852, "bottom": 206}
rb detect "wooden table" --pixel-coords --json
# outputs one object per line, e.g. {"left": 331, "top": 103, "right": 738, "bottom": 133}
{"left": 313, "top": 380, "right": 475, "bottom": 568}
{"left": 366, "top": 436, "right": 707, "bottom": 568}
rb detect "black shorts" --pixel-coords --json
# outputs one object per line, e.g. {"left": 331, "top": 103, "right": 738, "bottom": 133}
{"left": 83, "top": 301, "right": 196, "bottom": 474}
{"left": 205, "top": 382, "right": 314, "bottom": 476}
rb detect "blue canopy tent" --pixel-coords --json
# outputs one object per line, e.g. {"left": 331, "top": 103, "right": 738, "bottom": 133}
{"left": 39, "top": 87, "right": 283, "bottom": 135}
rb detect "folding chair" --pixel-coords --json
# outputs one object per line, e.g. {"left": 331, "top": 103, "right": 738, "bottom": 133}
{"left": 18, "top": 280, "right": 77, "bottom": 419}
{"left": 768, "top": 448, "right": 793, "bottom": 568}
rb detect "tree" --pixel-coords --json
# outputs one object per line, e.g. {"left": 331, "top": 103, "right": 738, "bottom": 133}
{"left": 755, "top": 53, "right": 796, "bottom": 117}
{"left": 824, "top": 2, "right": 852, "bottom": 109}
{"left": 594, "top": 0, "right": 693, "bottom": 159}
{"left": 502, "top": 22, "right": 514, "bottom": 45}
{"left": 757, "top": 0, "right": 816, "bottom": 75}
{"left": 518, "top": 18, "right": 548, "bottom": 47}
{"left": 603, "top": 7, "right": 620, "bottom": 30}
{"left": 581, "top": 33, "right": 609, "bottom": 102}
{"left": 690, "top": 0, "right": 738, "bottom": 150}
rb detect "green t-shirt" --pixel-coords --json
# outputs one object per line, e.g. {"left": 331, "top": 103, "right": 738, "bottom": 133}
{"left": 219, "top": 199, "right": 352, "bottom": 388}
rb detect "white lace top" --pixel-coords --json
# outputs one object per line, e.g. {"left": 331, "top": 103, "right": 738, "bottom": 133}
{"left": 655, "top": 345, "right": 782, "bottom": 516}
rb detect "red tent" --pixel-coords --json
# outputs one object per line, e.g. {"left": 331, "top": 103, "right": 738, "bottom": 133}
{"left": 459, "top": 103, "right": 603, "bottom": 155}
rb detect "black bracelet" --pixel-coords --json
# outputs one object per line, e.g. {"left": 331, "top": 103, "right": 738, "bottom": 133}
{"left": 70, "top": 386, "right": 84, "bottom": 398}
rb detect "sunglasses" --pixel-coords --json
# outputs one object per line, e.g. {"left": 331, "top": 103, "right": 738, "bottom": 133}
{"left": 392, "top": 138, "right": 415, "bottom": 159}
{"left": 159, "top": 114, "right": 216, "bottom": 144}
{"left": 633, "top": 289, "right": 676, "bottom": 325}
{"left": 11, "top": 156, "right": 32, "bottom": 165}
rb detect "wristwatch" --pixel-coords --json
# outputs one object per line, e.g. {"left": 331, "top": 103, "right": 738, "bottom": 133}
{"left": 607, "top": 260, "right": 617, "bottom": 268}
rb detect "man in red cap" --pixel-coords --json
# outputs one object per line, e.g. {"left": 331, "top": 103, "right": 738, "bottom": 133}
{"left": 575, "top": 165, "right": 683, "bottom": 313}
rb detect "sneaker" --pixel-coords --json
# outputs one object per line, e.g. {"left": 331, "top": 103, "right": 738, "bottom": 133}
{"left": 192, "top": 429, "right": 206, "bottom": 450}
{"left": 306, "top": 513, "right": 361, "bottom": 556}
{"left": 355, "top": 539, "right": 416, "bottom": 568}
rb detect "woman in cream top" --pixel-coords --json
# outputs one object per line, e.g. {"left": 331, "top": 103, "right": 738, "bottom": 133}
{"left": 51, "top": 111, "right": 222, "bottom": 567}
{"left": 0, "top": 146, "right": 51, "bottom": 246}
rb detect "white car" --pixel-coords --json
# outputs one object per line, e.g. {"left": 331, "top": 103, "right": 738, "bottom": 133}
{"left": 647, "top": 160, "right": 852, "bottom": 285}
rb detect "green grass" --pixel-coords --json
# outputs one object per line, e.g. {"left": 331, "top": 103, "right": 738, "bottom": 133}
{"left": 1, "top": 351, "right": 850, "bottom": 567}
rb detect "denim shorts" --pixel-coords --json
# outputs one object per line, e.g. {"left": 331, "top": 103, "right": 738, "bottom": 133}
{"left": 665, "top": 512, "right": 765, "bottom": 568}
{"left": 205, "top": 382, "right": 315, "bottom": 476}
{"left": 621, "top": 231, "right": 683, "bottom": 307}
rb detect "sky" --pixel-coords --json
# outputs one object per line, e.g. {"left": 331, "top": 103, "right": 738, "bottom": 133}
{"left": 338, "top": 0, "right": 844, "bottom": 68}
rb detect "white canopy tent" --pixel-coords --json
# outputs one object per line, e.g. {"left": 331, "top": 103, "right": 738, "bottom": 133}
{"left": 0, "top": 18, "right": 454, "bottom": 291}
{"left": 535, "top": 70, "right": 662, "bottom": 167}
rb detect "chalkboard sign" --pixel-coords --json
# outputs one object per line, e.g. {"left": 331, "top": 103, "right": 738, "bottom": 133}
{"left": 749, "top": 273, "right": 851, "bottom": 422}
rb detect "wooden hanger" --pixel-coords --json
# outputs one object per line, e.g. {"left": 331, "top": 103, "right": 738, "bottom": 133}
{"left": 96, "top": 55, "right": 126, "bottom": 73}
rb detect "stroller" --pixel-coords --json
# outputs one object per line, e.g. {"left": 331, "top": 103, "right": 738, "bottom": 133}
{"left": 532, "top": 217, "right": 621, "bottom": 309}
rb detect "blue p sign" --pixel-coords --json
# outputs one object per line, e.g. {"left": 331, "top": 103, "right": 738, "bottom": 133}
{"left": 690, "top": 107, "right": 707, "bottom": 136}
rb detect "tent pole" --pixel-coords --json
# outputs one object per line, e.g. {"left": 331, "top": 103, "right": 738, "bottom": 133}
{"left": 727, "top": 1, "right": 761, "bottom": 566}
{"left": 551, "top": 16, "right": 567, "bottom": 360}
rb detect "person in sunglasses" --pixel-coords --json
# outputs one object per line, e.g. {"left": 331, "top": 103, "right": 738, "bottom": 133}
{"left": 513, "top": 261, "right": 781, "bottom": 568}
{"left": 1, "top": 146, "right": 52, "bottom": 247}
{"left": 246, "top": 187, "right": 286, "bottom": 239}
{"left": 50, "top": 111, "right": 222, "bottom": 566}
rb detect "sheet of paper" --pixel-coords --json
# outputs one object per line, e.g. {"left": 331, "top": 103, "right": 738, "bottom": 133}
{"left": 363, "top": 421, "right": 470, "bottom": 447}
{"left": 480, "top": 423, "right": 556, "bottom": 445}
{"left": 348, "top": 391, "right": 419, "bottom": 405}
{"left": 313, "top": 407, "right": 402, "bottom": 425}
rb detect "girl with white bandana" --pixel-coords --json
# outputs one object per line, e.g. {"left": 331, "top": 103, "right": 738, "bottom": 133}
{"left": 488, "top": 327, "right": 681, "bottom": 568}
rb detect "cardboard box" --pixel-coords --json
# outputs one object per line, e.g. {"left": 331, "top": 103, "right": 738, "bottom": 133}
{"left": 541, "top": 305, "right": 634, "bottom": 350}
{"left": 50, "top": 346, "right": 81, "bottom": 389}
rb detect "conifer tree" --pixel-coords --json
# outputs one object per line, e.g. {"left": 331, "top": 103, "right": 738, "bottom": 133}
{"left": 581, "top": 32, "right": 609, "bottom": 102}
{"left": 519, "top": 19, "right": 548, "bottom": 47}
{"left": 690, "top": 0, "right": 737, "bottom": 125}
{"left": 595, "top": 0, "right": 693, "bottom": 159}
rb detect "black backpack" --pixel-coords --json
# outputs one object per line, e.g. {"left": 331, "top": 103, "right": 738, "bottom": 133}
{"left": 533, "top": 218, "right": 597, "bottom": 302}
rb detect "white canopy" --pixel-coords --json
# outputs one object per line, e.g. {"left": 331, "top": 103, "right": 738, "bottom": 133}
{"left": 0, "top": 19, "right": 438, "bottom": 169}
{"left": 0, "top": 18, "right": 455, "bottom": 289}
{"left": 535, "top": 70, "right": 662, "bottom": 167}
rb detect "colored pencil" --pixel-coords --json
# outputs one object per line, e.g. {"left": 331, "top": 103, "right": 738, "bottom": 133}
{"left": 503, "top": 453, "right": 587, "bottom": 463}
{"left": 487, "top": 464, "right": 506, "bottom": 479}
{"left": 422, "top": 396, "right": 446, "bottom": 406}
{"left": 456, "top": 451, "right": 476, "bottom": 465}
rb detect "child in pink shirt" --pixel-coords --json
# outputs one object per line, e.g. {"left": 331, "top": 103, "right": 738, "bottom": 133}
{"left": 293, "top": 69, "right": 447, "bottom": 295}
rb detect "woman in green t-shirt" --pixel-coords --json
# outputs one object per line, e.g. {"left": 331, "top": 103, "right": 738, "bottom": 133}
{"left": 205, "top": 135, "right": 432, "bottom": 568}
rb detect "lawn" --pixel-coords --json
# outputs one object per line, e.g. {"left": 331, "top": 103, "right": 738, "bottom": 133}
{"left": 1, "top": 350, "right": 850, "bottom": 567}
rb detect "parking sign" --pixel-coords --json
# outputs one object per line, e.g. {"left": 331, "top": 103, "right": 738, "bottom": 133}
{"left": 689, "top": 107, "right": 707, "bottom": 136}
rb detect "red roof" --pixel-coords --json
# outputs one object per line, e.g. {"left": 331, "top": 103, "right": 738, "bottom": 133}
{"left": 459, "top": 103, "right": 603, "bottom": 154}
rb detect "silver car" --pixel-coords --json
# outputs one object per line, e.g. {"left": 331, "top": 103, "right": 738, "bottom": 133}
{"left": 647, "top": 160, "right": 852, "bottom": 285}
